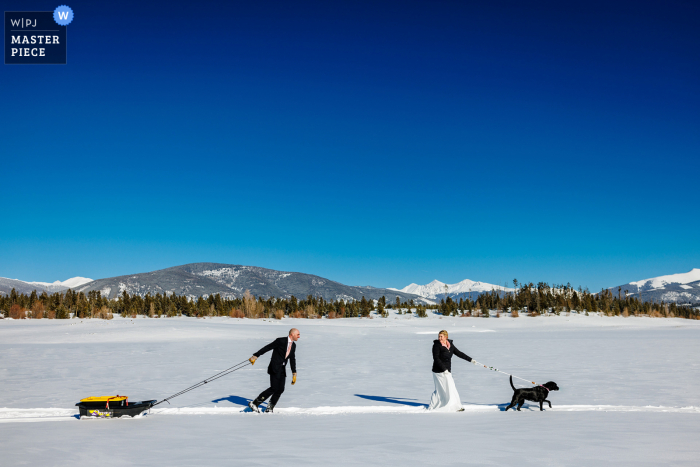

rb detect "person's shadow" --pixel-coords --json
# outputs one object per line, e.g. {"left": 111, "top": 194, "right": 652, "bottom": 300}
{"left": 211, "top": 394, "right": 511, "bottom": 411}
{"left": 212, "top": 395, "right": 262, "bottom": 411}
{"left": 354, "top": 394, "right": 426, "bottom": 407}
{"left": 356, "top": 396, "right": 511, "bottom": 411}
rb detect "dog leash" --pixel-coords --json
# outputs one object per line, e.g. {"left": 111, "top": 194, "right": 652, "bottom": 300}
{"left": 471, "top": 360, "right": 537, "bottom": 386}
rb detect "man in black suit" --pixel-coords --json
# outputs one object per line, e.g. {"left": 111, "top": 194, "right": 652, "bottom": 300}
{"left": 248, "top": 328, "right": 300, "bottom": 413}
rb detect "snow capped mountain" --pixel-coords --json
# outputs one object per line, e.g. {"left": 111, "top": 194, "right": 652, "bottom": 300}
{"left": 612, "top": 269, "right": 700, "bottom": 304}
{"left": 629, "top": 269, "right": 700, "bottom": 290}
{"left": 74, "top": 263, "right": 427, "bottom": 303}
{"left": 391, "top": 279, "right": 514, "bottom": 300}
{"left": 0, "top": 276, "right": 93, "bottom": 295}
{"left": 27, "top": 277, "right": 93, "bottom": 289}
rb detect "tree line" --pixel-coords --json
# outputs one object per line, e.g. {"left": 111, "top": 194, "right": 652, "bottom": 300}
{"left": 0, "top": 288, "right": 427, "bottom": 320}
{"left": 436, "top": 280, "right": 699, "bottom": 319}
{"left": 0, "top": 280, "right": 697, "bottom": 320}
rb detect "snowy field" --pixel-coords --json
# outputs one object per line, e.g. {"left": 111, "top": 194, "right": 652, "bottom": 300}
{"left": 2, "top": 311, "right": 700, "bottom": 466}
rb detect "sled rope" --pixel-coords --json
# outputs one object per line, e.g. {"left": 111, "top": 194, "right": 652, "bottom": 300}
{"left": 471, "top": 360, "right": 537, "bottom": 386}
{"left": 152, "top": 359, "right": 251, "bottom": 407}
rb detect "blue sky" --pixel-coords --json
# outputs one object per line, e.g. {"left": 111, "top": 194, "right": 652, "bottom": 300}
{"left": 1, "top": 0, "right": 698, "bottom": 291}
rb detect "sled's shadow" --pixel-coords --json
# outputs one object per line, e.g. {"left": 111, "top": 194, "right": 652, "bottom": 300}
{"left": 355, "top": 394, "right": 426, "bottom": 407}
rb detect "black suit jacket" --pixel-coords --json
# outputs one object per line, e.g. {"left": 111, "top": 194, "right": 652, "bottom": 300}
{"left": 254, "top": 337, "right": 297, "bottom": 376}
{"left": 432, "top": 339, "right": 471, "bottom": 373}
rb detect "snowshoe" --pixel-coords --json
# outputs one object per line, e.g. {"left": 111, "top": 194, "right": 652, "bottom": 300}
{"left": 248, "top": 401, "right": 261, "bottom": 413}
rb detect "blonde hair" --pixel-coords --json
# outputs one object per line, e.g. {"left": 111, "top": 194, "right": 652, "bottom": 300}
{"left": 438, "top": 330, "right": 448, "bottom": 338}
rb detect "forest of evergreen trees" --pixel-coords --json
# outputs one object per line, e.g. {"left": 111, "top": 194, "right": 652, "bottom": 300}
{"left": 0, "top": 280, "right": 698, "bottom": 321}
{"left": 435, "top": 281, "right": 699, "bottom": 320}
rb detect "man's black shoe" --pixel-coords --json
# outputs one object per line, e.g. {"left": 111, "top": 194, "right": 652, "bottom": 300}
{"left": 248, "top": 399, "right": 262, "bottom": 413}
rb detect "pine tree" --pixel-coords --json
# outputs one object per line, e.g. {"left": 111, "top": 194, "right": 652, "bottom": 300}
{"left": 380, "top": 302, "right": 388, "bottom": 317}
{"left": 481, "top": 299, "right": 489, "bottom": 318}
{"left": 360, "top": 296, "right": 371, "bottom": 317}
{"left": 28, "top": 290, "right": 38, "bottom": 310}
{"left": 377, "top": 297, "right": 386, "bottom": 317}
{"left": 56, "top": 304, "right": 69, "bottom": 319}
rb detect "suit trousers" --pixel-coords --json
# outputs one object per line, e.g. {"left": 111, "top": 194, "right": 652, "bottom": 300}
{"left": 257, "top": 372, "right": 286, "bottom": 406}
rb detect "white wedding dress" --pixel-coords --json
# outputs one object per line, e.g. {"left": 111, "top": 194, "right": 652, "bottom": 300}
{"left": 428, "top": 370, "right": 463, "bottom": 412}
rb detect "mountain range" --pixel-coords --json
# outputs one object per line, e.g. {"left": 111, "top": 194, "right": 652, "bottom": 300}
{"left": 68, "top": 263, "right": 426, "bottom": 303}
{"left": 2, "top": 266, "right": 699, "bottom": 305}
{"left": 610, "top": 269, "right": 700, "bottom": 305}
{"left": 390, "top": 279, "right": 513, "bottom": 301}
{"left": 0, "top": 277, "right": 92, "bottom": 296}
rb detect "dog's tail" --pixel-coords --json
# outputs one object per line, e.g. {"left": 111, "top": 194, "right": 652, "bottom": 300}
{"left": 510, "top": 375, "right": 516, "bottom": 391}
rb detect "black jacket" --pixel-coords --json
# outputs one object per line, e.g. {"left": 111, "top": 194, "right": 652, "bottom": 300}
{"left": 254, "top": 337, "right": 297, "bottom": 376}
{"left": 432, "top": 339, "right": 471, "bottom": 373}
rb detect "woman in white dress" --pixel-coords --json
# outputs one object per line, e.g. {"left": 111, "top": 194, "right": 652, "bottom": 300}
{"left": 428, "top": 330, "right": 473, "bottom": 412}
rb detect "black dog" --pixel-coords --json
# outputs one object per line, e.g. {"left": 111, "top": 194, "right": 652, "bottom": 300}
{"left": 505, "top": 375, "right": 559, "bottom": 411}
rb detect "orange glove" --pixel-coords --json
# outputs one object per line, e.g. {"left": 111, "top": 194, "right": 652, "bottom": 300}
{"left": 292, "top": 373, "right": 297, "bottom": 385}
{"left": 249, "top": 356, "right": 257, "bottom": 365}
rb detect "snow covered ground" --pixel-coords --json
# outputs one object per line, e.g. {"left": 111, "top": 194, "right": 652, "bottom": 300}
{"left": 2, "top": 311, "right": 700, "bottom": 466}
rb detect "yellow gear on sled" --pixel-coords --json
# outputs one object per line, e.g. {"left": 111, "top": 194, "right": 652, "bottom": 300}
{"left": 80, "top": 396, "right": 128, "bottom": 403}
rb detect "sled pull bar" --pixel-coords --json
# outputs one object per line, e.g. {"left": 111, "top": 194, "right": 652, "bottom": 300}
{"left": 152, "top": 359, "right": 251, "bottom": 407}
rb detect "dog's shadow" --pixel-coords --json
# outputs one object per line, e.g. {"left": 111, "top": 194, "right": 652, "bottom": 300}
{"left": 499, "top": 403, "right": 540, "bottom": 412}
{"left": 462, "top": 401, "right": 540, "bottom": 412}
{"left": 212, "top": 395, "right": 265, "bottom": 412}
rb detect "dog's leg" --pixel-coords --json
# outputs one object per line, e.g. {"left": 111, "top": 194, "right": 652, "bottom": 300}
{"left": 516, "top": 399, "right": 525, "bottom": 411}
{"left": 545, "top": 400, "right": 552, "bottom": 408}
{"left": 539, "top": 401, "right": 544, "bottom": 411}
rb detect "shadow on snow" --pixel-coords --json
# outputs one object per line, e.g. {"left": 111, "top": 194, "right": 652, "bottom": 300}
{"left": 210, "top": 395, "right": 520, "bottom": 412}
{"left": 354, "top": 394, "right": 427, "bottom": 407}
{"left": 212, "top": 395, "right": 262, "bottom": 411}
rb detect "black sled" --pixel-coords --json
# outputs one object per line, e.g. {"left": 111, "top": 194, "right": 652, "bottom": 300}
{"left": 76, "top": 396, "right": 156, "bottom": 419}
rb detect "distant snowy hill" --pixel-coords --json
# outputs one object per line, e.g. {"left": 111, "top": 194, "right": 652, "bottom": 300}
{"left": 27, "top": 277, "right": 93, "bottom": 289}
{"left": 74, "top": 263, "right": 427, "bottom": 303}
{"left": 611, "top": 269, "right": 700, "bottom": 304}
{"left": 0, "top": 277, "right": 93, "bottom": 296}
{"left": 390, "top": 279, "right": 514, "bottom": 302}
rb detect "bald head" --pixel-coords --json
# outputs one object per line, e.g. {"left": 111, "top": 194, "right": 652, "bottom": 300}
{"left": 289, "top": 328, "right": 300, "bottom": 341}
